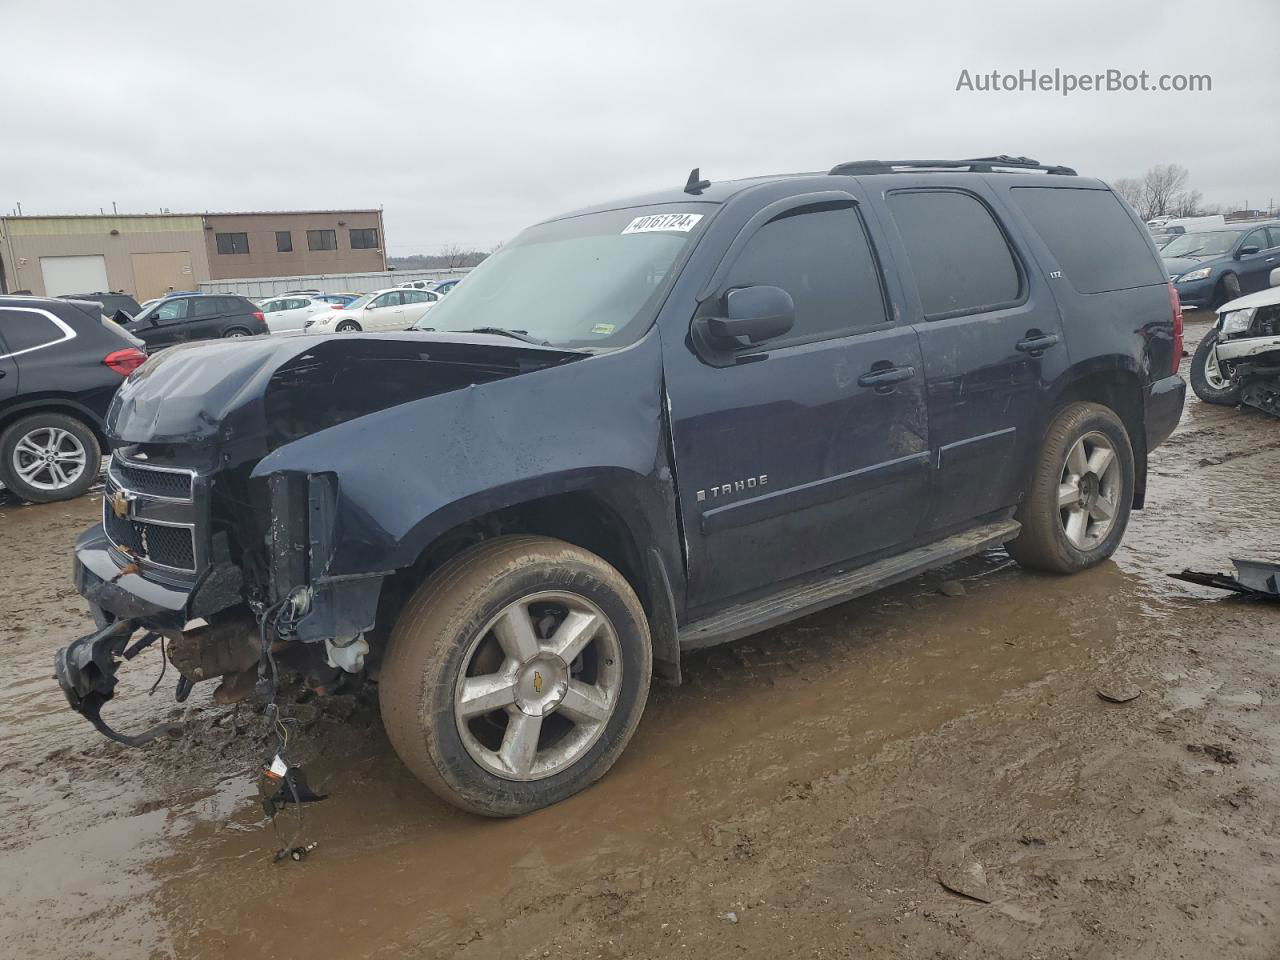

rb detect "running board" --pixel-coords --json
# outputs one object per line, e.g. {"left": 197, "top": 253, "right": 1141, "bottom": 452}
{"left": 678, "top": 519, "right": 1021, "bottom": 650}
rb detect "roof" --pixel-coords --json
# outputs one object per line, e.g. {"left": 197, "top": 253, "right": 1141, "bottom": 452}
{"left": 548, "top": 160, "right": 1099, "bottom": 223}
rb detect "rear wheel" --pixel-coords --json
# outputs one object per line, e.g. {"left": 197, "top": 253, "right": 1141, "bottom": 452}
{"left": 1006, "top": 402, "right": 1134, "bottom": 574}
{"left": 222, "top": 327, "right": 251, "bottom": 338}
{"left": 380, "top": 536, "right": 652, "bottom": 817}
{"left": 0, "top": 413, "right": 101, "bottom": 503}
{"left": 336, "top": 320, "right": 361, "bottom": 333}
{"left": 1190, "top": 330, "right": 1242, "bottom": 405}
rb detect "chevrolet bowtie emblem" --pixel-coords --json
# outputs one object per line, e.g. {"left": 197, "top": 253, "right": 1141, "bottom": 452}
{"left": 110, "top": 490, "right": 133, "bottom": 519}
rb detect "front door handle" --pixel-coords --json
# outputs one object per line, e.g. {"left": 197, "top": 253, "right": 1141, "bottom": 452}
{"left": 1016, "top": 333, "right": 1061, "bottom": 355}
{"left": 857, "top": 365, "right": 916, "bottom": 390}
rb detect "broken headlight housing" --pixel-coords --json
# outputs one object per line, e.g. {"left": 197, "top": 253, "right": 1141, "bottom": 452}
{"left": 1221, "top": 307, "right": 1256, "bottom": 337}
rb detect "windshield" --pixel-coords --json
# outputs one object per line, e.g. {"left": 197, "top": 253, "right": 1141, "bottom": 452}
{"left": 1162, "top": 230, "right": 1242, "bottom": 258}
{"left": 413, "top": 204, "right": 713, "bottom": 348}
{"left": 343, "top": 293, "right": 375, "bottom": 310}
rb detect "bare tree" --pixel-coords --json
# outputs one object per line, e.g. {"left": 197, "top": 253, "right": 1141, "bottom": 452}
{"left": 1112, "top": 177, "right": 1144, "bottom": 215}
{"left": 439, "top": 243, "right": 467, "bottom": 270}
{"left": 1141, "top": 163, "right": 1190, "bottom": 220}
{"left": 1171, "top": 189, "right": 1204, "bottom": 218}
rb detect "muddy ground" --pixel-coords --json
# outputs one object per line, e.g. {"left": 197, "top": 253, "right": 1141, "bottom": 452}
{"left": 1, "top": 314, "right": 1278, "bottom": 959}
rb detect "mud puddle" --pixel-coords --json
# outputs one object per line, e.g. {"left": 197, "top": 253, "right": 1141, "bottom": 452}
{"left": 2, "top": 317, "right": 1279, "bottom": 958}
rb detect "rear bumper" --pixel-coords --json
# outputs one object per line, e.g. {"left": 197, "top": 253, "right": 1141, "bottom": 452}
{"left": 1145, "top": 374, "right": 1186, "bottom": 451}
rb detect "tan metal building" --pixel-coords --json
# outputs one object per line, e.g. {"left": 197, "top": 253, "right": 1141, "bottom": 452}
{"left": 0, "top": 209, "right": 386, "bottom": 300}
{"left": 202, "top": 210, "right": 386, "bottom": 281}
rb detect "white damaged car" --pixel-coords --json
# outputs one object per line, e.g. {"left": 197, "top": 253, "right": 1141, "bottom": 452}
{"left": 1191, "top": 266, "right": 1280, "bottom": 416}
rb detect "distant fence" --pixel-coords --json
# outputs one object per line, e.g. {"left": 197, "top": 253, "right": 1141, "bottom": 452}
{"left": 197, "top": 267, "right": 471, "bottom": 298}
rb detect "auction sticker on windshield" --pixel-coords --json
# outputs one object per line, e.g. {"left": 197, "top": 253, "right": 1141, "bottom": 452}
{"left": 621, "top": 213, "right": 703, "bottom": 234}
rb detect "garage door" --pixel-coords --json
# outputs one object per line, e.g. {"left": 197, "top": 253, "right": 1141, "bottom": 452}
{"left": 130, "top": 251, "right": 195, "bottom": 301}
{"left": 40, "top": 255, "right": 110, "bottom": 297}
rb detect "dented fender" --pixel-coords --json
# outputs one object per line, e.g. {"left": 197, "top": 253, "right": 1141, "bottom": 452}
{"left": 250, "top": 329, "right": 686, "bottom": 648}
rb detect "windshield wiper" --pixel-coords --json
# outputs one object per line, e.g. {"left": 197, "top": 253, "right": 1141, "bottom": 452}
{"left": 465, "top": 327, "right": 552, "bottom": 346}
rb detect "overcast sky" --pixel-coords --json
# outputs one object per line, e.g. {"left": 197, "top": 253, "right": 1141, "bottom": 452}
{"left": 5, "top": 0, "right": 1278, "bottom": 255}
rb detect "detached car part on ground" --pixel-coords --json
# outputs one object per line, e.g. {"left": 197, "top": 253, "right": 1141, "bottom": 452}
{"left": 54, "top": 157, "right": 1186, "bottom": 817}
{"left": 1190, "top": 267, "right": 1280, "bottom": 416}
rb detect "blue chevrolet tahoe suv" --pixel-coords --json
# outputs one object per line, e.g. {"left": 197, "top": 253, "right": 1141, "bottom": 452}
{"left": 56, "top": 156, "right": 1185, "bottom": 816}
{"left": 1163, "top": 221, "right": 1280, "bottom": 309}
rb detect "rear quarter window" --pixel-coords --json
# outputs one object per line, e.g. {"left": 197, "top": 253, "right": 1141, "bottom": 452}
{"left": 0, "top": 307, "right": 75, "bottom": 357}
{"left": 1011, "top": 187, "right": 1166, "bottom": 294}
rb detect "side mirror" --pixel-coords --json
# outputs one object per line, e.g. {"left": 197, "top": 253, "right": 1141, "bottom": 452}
{"left": 1237, "top": 245, "right": 1260, "bottom": 258}
{"left": 702, "top": 285, "right": 795, "bottom": 347}
{"left": 1270, "top": 266, "right": 1280, "bottom": 288}
{"left": 148, "top": 315, "right": 161, "bottom": 326}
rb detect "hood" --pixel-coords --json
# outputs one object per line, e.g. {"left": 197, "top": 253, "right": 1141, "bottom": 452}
{"left": 107, "top": 331, "right": 586, "bottom": 453}
{"left": 1217, "top": 285, "right": 1280, "bottom": 316}
{"left": 1163, "top": 255, "right": 1215, "bottom": 277}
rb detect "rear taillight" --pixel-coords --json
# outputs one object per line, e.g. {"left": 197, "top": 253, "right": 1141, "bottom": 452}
{"left": 253, "top": 311, "right": 266, "bottom": 324}
{"left": 104, "top": 347, "right": 148, "bottom": 376}
{"left": 1168, "top": 280, "right": 1184, "bottom": 374}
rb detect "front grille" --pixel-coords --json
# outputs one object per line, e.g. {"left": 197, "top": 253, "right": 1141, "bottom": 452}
{"left": 111, "top": 460, "right": 194, "bottom": 499}
{"left": 104, "top": 508, "right": 197, "bottom": 571}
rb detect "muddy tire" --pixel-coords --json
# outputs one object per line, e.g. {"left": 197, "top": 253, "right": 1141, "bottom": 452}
{"left": 1190, "top": 330, "right": 1242, "bottom": 405}
{"left": 379, "top": 536, "right": 652, "bottom": 817}
{"left": 0, "top": 412, "right": 101, "bottom": 503}
{"left": 1006, "top": 402, "right": 1135, "bottom": 575}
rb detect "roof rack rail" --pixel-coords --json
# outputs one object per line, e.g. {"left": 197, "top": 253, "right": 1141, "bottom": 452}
{"left": 829, "top": 155, "right": 1077, "bottom": 177}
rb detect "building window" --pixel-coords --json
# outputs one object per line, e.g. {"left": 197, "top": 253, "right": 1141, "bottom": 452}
{"left": 276, "top": 231, "right": 293, "bottom": 253}
{"left": 307, "top": 229, "right": 338, "bottom": 251}
{"left": 349, "top": 228, "right": 379, "bottom": 249}
{"left": 215, "top": 232, "right": 249, "bottom": 255}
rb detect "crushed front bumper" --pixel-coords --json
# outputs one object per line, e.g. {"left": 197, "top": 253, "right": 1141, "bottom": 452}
{"left": 54, "top": 618, "right": 184, "bottom": 746}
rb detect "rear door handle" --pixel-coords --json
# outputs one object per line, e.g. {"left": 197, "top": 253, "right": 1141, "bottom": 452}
{"left": 1016, "top": 333, "right": 1061, "bottom": 354}
{"left": 857, "top": 365, "right": 916, "bottom": 388}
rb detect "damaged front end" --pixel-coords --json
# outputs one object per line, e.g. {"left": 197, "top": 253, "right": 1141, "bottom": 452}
{"left": 1211, "top": 274, "right": 1280, "bottom": 417}
{"left": 56, "top": 332, "right": 586, "bottom": 744}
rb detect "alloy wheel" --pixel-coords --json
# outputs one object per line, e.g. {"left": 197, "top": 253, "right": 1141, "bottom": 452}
{"left": 1057, "top": 431, "right": 1121, "bottom": 550}
{"left": 454, "top": 591, "right": 622, "bottom": 781}
{"left": 11, "top": 427, "right": 87, "bottom": 492}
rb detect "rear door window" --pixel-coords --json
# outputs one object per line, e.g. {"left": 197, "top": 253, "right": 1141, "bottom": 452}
{"left": 721, "top": 203, "right": 888, "bottom": 347}
{"left": 886, "top": 190, "right": 1022, "bottom": 318}
{"left": 0, "top": 307, "right": 74, "bottom": 357}
{"left": 1010, "top": 187, "right": 1166, "bottom": 293}
{"left": 192, "top": 298, "right": 225, "bottom": 318}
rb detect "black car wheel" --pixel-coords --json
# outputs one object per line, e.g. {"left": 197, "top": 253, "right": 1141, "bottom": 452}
{"left": 336, "top": 320, "right": 362, "bottom": 333}
{"left": 0, "top": 413, "right": 102, "bottom": 503}
{"left": 1210, "top": 273, "right": 1242, "bottom": 310}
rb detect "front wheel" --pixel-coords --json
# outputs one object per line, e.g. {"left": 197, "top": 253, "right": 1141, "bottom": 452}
{"left": 379, "top": 536, "right": 652, "bottom": 817}
{"left": 335, "top": 320, "right": 361, "bottom": 333}
{"left": 1210, "top": 273, "right": 1242, "bottom": 310}
{"left": 1190, "top": 330, "right": 1242, "bottom": 405}
{"left": 0, "top": 413, "right": 102, "bottom": 503}
{"left": 1006, "top": 402, "right": 1135, "bottom": 574}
